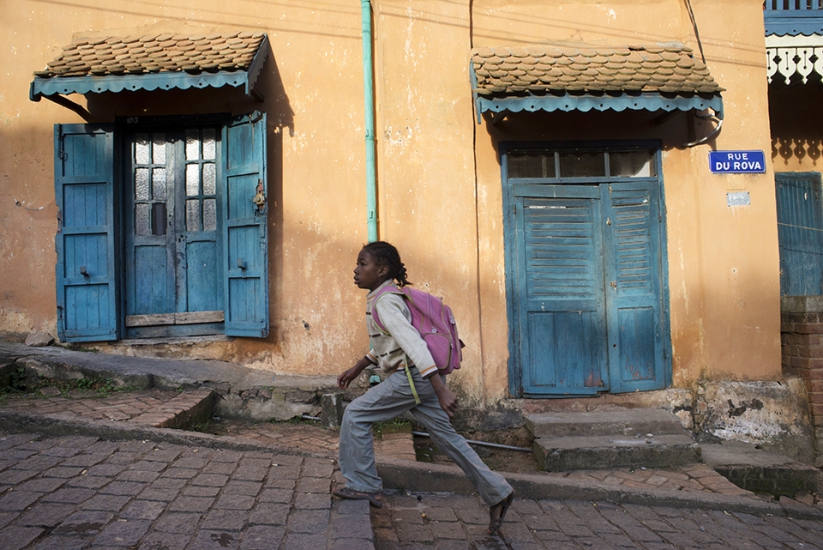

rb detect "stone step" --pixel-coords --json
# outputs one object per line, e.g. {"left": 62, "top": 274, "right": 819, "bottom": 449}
{"left": 533, "top": 433, "right": 701, "bottom": 472}
{"left": 525, "top": 409, "right": 687, "bottom": 439}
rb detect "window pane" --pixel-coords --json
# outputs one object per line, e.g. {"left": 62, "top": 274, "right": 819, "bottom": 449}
{"left": 186, "top": 129, "right": 200, "bottom": 160}
{"left": 152, "top": 134, "right": 166, "bottom": 164}
{"left": 135, "top": 203, "right": 150, "bottom": 236}
{"left": 135, "top": 134, "right": 150, "bottom": 165}
{"left": 558, "top": 152, "right": 605, "bottom": 177}
{"left": 152, "top": 168, "right": 166, "bottom": 200}
{"left": 203, "top": 199, "right": 217, "bottom": 231}
{"left": 508, "top": 152, "right": 555, "bottom": 179}
{"left": 186, "top": 199, "right": 200, "bottom": 232}
{"left": 151, "top": 203, "right": 167, "bottom": 236}
{"left": 610, "top": 151, "right": 656, "bottom": 177}
{"left": 202, "top": 163, "right": 216, "bottom": 195}
{"left": 203, "top": 129, "right": 216, "bottom": 160}
{"left": 135, "top": 168, "right": 149, "bottom": 200}
{"left": 186, "top": 164, "right": 200, "bottom": 196}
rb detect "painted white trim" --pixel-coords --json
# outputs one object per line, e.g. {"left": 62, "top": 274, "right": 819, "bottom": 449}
{"left": 767, "top": 34, "right": 823, "bottom": 83}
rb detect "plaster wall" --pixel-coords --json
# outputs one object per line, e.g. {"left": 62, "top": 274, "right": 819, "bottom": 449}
{"left": 469, "top": 0, "right": 781, "bottom": 403}
{"left": 0, "top": 0, "right": 783, "bottom": 407}
{"left": 0, "top": 0, "right": 372, "bottom": 375}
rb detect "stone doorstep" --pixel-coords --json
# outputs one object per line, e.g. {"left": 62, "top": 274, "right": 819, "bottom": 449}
{"left": 524, "top": 409, "right": 688, "bottom": 438}
{"left": 533, "top": 433, "right": 701, "bottom": 472}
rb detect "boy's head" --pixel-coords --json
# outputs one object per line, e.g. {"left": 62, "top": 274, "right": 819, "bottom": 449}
{"left": 359, "top": 241, "right": 410, "bottom": 288}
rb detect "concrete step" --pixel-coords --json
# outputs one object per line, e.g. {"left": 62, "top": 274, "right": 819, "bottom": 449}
{"left": 702, "top": 440, "right": 823, "bottom": 498}
{"left": 525, "top": 409, "right": 688, "bottom": 438}
{"left": 533, "top": 433, "right": 701, "bottom": 472}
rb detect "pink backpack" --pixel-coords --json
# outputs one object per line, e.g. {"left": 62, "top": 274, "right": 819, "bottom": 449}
{"left": 371, "top": 285, "right": 464, "bottom": 374}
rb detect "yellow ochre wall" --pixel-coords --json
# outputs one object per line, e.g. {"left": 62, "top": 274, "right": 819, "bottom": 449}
{"left": 0, "top": 0, "right": 781, "bottom": 406}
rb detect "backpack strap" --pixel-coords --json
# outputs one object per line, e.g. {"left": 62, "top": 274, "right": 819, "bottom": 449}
{"left": 370, "top": 284, "right": 404, "bottom": 334}
{"left": 370, "top": 285, "right": 421, "bottom": 405}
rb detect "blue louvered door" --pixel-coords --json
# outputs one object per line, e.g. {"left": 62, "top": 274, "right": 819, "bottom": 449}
{"left": 602, "top": 182, "right": 666, "bottom": 393}
{"left": 510, "top": 180, "right": 667, "bottom": 396}
{"left": 775, "top": 172, "right": 823, "bottom": 295}
{"left": 513, "top": 185, "right": 608, "bottom": 395}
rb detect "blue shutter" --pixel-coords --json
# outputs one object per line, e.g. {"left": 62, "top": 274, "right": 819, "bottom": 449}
{"left": 775, "top": 172, "right": 823, "bottom": 296}
{"left": 602, "top": 181, "right": 667, "bottom": 393}
{"left": 54, "top": 124, "right": 118, "bottom": 342}
{"left": 221, "top": 112, "right": 269, "bottom": 337}
{"left": 515, "top": 185, "right": 608, "bottom": 396}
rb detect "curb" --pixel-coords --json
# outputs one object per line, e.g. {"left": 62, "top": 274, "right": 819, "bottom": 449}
{"left": 0, "top": 409, "right": 328, "bottom": 459}
{"left": 374, "top": 458, "right": 823, "bottom": 521}
{"left": 3, "top": 409, "right": 822, "bottom": 522}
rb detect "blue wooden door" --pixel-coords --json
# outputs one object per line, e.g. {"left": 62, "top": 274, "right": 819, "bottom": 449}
{"left": 222, "top": 112, "right": 269, "bottom": 337}
{"left": 775, "top": 172, "right": 823, "bottom": 295}
{"left": 508, "top": 180, "right": 668, "bottom": 396}
{"left": 602, "top": 182, "right": 667, "bottom": 393}
{"left": 512, "top": 185, "right": 608, "bottom": 395}
{"left": 54, "top": 125, "right": 118, "bottom": 341}
{"left": 124, "top": 126, "right": 224, "bottom": 338}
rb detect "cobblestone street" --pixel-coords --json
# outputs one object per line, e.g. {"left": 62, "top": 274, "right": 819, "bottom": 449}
{"left": 0, "top": 430, "right": 822, "bottom": 549}
{"left": 371, "top": 493, "right": 823, "bottom": 549}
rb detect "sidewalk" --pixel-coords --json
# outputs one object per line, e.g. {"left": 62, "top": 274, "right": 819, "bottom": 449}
{"left": 2, "top": 341, "right": 823, "bottom": 548}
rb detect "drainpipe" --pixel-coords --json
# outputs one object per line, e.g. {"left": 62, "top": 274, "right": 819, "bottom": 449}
{"left": 361, "top": 0, "right": 378, "bottom": 242}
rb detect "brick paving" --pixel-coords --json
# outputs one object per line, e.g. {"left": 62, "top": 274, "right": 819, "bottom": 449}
{"left": 0, "top": 388, "right": 214, "bottom": 428}
{"left": 0, "top": 432, "right": 372, "bottom": 550}
{"left": 371, "top": 492, "right": 823, "bottom": 549}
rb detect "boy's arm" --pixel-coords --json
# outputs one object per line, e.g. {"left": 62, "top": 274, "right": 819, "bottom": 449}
{"left": 337, "top": 356, "right": 376, "bottom": 389}
{"left": 426, "top": 372, "right": 457, "bottom": 418}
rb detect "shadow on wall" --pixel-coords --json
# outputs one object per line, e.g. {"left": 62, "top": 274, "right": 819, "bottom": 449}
{"left": 769, "top": 72, "right": 823, "bottom": 168}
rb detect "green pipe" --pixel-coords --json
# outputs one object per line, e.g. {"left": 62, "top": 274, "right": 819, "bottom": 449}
{"left": 361, "top": 0, "right": 378, "bottom": 242}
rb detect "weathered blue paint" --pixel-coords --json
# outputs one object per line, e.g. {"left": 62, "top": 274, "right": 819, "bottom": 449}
{"left": 776, "top": 172, "right": 823, "bottom": 296}
{"left": 602, "top": 181, "right": 667, "bottom": 393}
{"left": 54, "top": 124, "right": 118, "bottom": 342}
{"left": 764, "top": 1, "right": 823, "bottom": 36}
{"left": 361, "top": 0, "right": 378, "bottom": 242}
{"left": 475, "top": 92, "right": 723, "bottom": 124}
{"left": 222, "top": 112, "right": 269, "bottom": 337}
{"left": 502, "top": 144, "right": 669, "bottom": 397}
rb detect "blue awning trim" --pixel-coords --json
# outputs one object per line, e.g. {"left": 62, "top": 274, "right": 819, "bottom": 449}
{"left": 30, "top": 36, "right": 269, "bottom": 100}
{"left": 765, "top": 15, "right": 823, "bottom": 37}
{"left": 474, "top": 92, "right": 723, "bottom": 123}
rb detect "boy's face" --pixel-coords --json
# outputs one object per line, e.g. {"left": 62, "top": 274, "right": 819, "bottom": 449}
{"left": 354, "top": 250, "right": 388, "bottom": 291}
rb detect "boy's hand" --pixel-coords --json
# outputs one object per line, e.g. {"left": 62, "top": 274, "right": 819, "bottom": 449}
{"left": 337, "top": 366, "right": 361, "bottom": 389}
{"left": 337, "top": 357, "right": 372, "bottom": 389}
{"left": 427, "top": 373, "right": 457, "bottom": 418}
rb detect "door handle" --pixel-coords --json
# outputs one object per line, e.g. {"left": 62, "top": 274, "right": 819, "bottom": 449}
{"left": 237, "top": 258, "right": 246, "bottom": 270}
{"left": 80, "top": 266, "right": 90, "bottom": 278}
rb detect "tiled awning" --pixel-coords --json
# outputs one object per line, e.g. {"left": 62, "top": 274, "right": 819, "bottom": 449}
{"left": 470, "top": 44, "right": 724, "bottom": 122}
{"left": 30, "top": 31, "right": 269, "bottom": 100}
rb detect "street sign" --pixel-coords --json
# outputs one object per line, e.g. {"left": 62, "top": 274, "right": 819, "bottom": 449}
{"left": 709, "top": 151, "right": 766, "bottom": 174}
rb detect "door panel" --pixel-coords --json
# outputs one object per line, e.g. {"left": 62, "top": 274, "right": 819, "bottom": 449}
{"left": 222, "top": 113, "right": 269, "bottom": 337}
{"left": 516, "top": 192, "right": 608, "bottom": 396}
{"left": 603, "top": 182, "right": 666, "bottom": 392}
{"left": 54, "top": 125, "right": 118, "bottom": 342}
{"left": 508, "top": 177, "right": 667, "bottom": 396}
{"left": 125, "top": 127, "right": 223, "bottom": 337}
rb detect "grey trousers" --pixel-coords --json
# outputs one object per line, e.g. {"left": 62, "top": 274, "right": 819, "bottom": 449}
{"left": 338, "top": 367, "right": 513, "bottom": 506}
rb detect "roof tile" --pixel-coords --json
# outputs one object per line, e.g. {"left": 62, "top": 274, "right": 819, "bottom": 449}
{"left": 34, "top": 31, "right": 266, "bottom": 79}
{"left": 471, "top": 43, "right": 723, "bottom": 97}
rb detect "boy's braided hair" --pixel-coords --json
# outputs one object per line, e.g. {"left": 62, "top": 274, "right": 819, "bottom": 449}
{"left": 362, "top": 241, "right": 411, "bottom": 288}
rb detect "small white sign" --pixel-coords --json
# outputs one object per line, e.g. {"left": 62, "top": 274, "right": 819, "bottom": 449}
{"left": 727, "top": 191, "right": 751, "bottom": 207}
